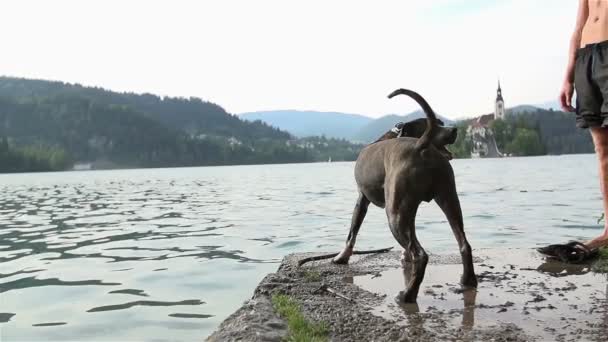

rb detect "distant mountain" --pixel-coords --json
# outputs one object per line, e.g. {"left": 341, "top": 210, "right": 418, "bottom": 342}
{"left": 507, "top": 105, "right": 541, "bottom": 114}
{"left": 239, "top": 110, "right": 372, "bottom": 140}
{"left": 241, "top": 109, "right": 455, "bottom": 143}
{"left": 536, "top": 99, "right": 561, "bottom": 111}
{"left": 508, "top": 102, "right": 570, "bottom": 115}
{"left": 352, "top": 111, "right": 454, "bottom": 143}
{"left": 507, "top": 100, "right": 562, "bottom": 113}
{"left": 456, "top": 101, "right": 563, "bottom": 123}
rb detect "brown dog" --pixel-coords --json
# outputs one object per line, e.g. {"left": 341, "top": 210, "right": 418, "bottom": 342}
{"left": 333, "top": 89, "right": 477, "bottom": 302}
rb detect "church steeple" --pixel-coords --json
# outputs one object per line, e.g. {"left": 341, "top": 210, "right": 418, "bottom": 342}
{"left": 495, "top": 79, "right": 505, "bottom": 120}
{"left": 496, "top": 80, "right": 503, "bottom": 102}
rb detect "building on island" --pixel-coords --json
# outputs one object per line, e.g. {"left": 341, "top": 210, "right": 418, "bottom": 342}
{"left": 466, "top": 81, "right": 505, "bottom": 158}
{"left": 495, "top": 80, "right": 505, "bottom": 120}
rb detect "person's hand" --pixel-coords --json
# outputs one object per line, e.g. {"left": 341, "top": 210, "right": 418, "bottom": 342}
{"left": 560, "top": 81, "right": 576, "bottom": 112}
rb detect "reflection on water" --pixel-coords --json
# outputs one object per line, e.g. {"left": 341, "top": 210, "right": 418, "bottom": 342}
{"left": 0, "top": 154, "right": 605, "bottom": 340}
{"left": 352, "top": 249, "right": 608, "bottom": 340}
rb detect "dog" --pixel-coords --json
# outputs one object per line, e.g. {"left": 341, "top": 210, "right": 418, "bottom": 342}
{"left": 373, "top": 118, "right": 457, "bottom": 160}
{"left": 332, "top": 88, "right": 477, "bottom": 303}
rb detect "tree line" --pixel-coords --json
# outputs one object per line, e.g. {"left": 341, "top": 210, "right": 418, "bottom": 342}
{"left": 0, "top": 137, "right": 71, "bottom": 173}
{"left": 0, "top": 77, "right": 363, "bottom": 172}
{"left": 450, "top": 108, "right": 593, "bottom": 158}
{"left": 0, "top": 77, "right": 597, "bottom": 172}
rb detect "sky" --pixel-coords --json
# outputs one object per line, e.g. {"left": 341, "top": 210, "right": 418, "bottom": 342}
{"left": 0, "top": 0, "right": 577, "bottom": 119}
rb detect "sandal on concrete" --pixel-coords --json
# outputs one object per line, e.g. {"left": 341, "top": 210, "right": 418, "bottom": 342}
{"left": 537, "top": 241, "right": 599, "bottom": 264}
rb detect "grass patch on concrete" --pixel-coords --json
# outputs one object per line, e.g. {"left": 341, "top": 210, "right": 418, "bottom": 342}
{"left": 303, "top": 270, "right": 321, "bottom": 282}
{"left": 592, "top": 247, "right": 608, "bottom": 273}
{"left": 272, "top": 294, "right": 328, "bottom": 342}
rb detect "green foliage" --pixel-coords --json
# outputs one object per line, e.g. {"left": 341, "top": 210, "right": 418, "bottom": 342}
{"left": 295, "top": 136, "right": 363, "bottom": 162}
{"left": 495, "top": 109, "right": 592, "bottom": 156}
{"left": 302, "top": 270, "right": 321, "bottom": 282}
{"left": 452, "top": 109, "right": 592, "bottom": 158}
{"left": 272, "top": 294, "right": 329, "bottom": 342}
{"left": 0, "top": 77, "right": 362, "bottom": 170}
{"left": 490, "top": 118, "right": 514, "bottom": 151}
{"left": 0, "top": 138, "right": 72, "bottom": 172}
{"left": 591, "top": 248, "right": 608, "bottom": 274}
{"left": 506, "top": 128, "right": 545, "bottom": 156}
{"left": 517, "top": 109, "right": 593, "bottom": 155}
{"left": 599, "top": 247, "right": 608, "bottom": 259}
{"left": 449, "top": 122, "right": 474, "bottom": 159}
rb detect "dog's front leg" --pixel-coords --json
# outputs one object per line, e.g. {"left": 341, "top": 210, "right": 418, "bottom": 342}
{"left": 435, "top": 186, "right": 477, "bottom": 288}
{"left": 400, "top": 250, "right": 411, "bottom": 265}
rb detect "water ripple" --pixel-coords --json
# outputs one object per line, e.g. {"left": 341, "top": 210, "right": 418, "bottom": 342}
{"left": 87, "top": 299, "right": 204, "bottom": 313}
{"left": 0, "top": 313, "right": 16, "bottom": 323}
{"left": 0, "top": 155, "right": 603, "bottom": 340}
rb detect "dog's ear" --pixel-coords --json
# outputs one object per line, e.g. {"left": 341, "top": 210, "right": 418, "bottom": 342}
{"left": 398, "top": 120, "right": 417, "bottom": 138}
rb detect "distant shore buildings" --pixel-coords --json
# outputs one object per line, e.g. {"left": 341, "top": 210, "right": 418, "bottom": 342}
{"left": 466, "top": 81, "right": 505, "bottom": 158}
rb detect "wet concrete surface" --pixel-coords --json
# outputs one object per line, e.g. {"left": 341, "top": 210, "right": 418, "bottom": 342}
{"left": 350, "top": 249, "right": 608, "bottom": 341}
{"left": 207, "top": 248, "right": 608, "bottom": 341}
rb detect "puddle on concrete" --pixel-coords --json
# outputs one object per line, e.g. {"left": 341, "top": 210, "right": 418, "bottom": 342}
{"left": 347, "top": 249, "right": 608, "bottom": 340}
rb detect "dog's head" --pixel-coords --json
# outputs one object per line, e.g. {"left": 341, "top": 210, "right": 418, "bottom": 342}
{"left": 375, "top": 118, "right": 457, "bottom": 160}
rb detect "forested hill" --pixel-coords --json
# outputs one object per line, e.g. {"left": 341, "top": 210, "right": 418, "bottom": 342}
{"left": 507, "top": 109, "right": 593, "bottom": 155}
{"left": 0, "top": 77, "right": 290, "bottom": 142}
{"left": 0, "top": 77, "right": 361, "bottom": 171}
{"left": 449, "top": 108, "right": 594, "bottom": 158}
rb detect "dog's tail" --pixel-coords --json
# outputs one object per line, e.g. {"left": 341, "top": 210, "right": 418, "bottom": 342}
{"left": 387, "top": 88, "right": 437, "bottom": 151}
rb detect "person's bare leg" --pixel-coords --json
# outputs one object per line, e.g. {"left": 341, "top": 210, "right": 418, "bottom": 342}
{"left": 587, "top": 127, "right": 608, "bottom": 249}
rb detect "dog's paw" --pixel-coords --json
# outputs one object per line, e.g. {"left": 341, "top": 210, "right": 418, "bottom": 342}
{"left": 331, "top": 256, "right": 350, "bottom": 265}
{"left": 332, "top": 248, "right": 352, "bottom": 264}
{"left": 397, "top": 290, "right": 418, "bottom": 303}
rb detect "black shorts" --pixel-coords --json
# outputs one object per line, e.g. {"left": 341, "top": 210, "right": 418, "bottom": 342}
{"left": 574, "top": 40, "right": 608, "bottom": 128}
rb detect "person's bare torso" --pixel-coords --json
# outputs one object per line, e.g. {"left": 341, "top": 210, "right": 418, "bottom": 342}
{"left": 581, "top": 0, "right": 608, "bottom": 47}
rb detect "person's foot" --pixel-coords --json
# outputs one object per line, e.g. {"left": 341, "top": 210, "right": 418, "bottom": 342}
{"left": 584, "top": 230, "right": 608, "bottom": 250}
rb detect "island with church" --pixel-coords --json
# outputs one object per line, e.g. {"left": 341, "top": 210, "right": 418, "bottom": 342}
{"left": 465, "top": 81, "right": 506, "bottom": 158}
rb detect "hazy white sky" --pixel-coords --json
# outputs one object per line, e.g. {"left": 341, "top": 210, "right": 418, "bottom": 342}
{"left": 0, "top": 0, "right": 576, "bottom": 119}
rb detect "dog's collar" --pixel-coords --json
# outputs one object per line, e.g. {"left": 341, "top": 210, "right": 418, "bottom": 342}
{"left": 391, "top": 122, "right": 405, "bottom": 134}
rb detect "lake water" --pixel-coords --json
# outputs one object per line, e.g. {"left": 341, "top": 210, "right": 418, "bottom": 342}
{"left": 0, "top": 154, "right": 605, "bottom": 341}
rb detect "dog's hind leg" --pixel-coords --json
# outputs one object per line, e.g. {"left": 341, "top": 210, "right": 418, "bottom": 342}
{"left": 333, "top": 192, "right": 370, "bottom": 264}
{"left": 386, "top": 199, "right": 427, "bottom": 303}
{"left": 435, "top": 185, "right": 477, "bottom": 288}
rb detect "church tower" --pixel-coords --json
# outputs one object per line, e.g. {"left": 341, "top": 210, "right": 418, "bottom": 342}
{"left": 494, "top": 80, "right": 505, "bottom": 120}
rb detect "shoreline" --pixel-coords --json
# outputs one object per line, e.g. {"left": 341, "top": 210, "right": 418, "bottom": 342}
{"left": 207, "top": 248, "right": 607, "bottom": 341}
